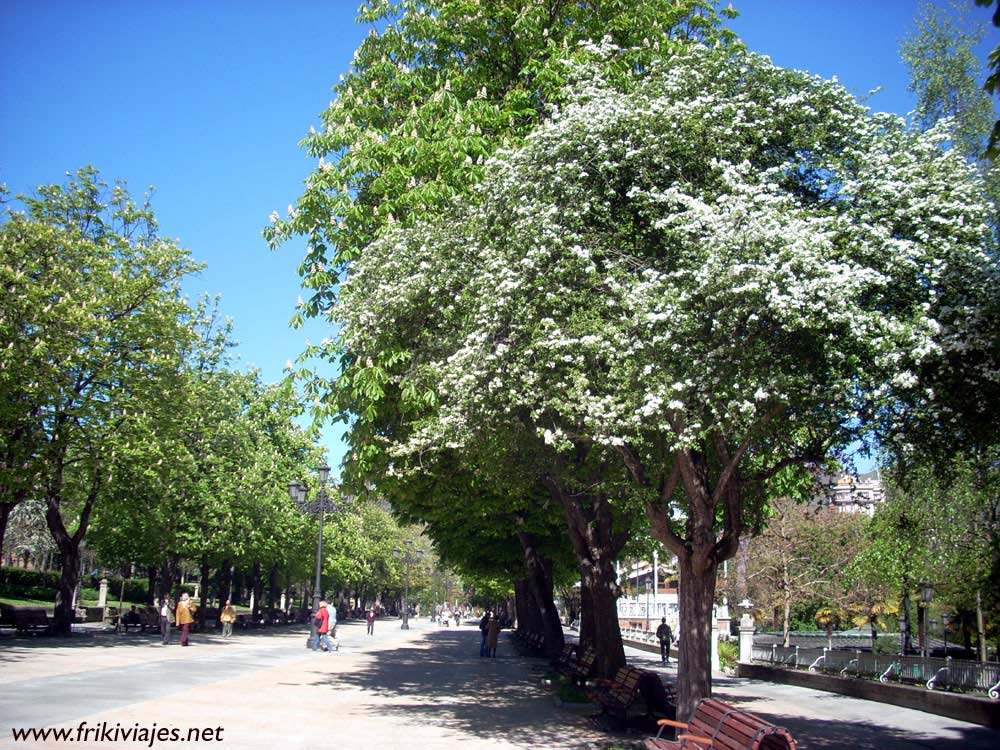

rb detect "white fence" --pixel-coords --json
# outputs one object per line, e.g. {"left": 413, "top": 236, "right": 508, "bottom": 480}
{"left": 751, "top": 643, "right": 1000, "bottom": 699}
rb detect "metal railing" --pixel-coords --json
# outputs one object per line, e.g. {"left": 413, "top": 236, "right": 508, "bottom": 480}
{"left": 752, "top": 643, "right": 1000, "bottom": 699}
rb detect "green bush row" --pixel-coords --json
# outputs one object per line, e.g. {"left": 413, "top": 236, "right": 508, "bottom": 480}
{"left": 0, "top": 567, "right": 148, "bottom": 602}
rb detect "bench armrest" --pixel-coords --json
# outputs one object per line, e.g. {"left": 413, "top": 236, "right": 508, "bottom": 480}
{"left": 678, "top": 734, "right": 713, "bottom": 746}
{"left": 654, "top": 717, "right": 689, "bottom": 739}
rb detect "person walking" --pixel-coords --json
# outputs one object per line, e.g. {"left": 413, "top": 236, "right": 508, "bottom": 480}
{"left": 159, "top": 594, "right": 174, "bottom": 645}
{"left": 656, "top": 617, "right": 673, "bottom": 664}
{"left": 366, "top": 608, "right": 375, "bottom": 635}
{"left": 176, "top": 593, "right": 196, "bottom": 647}
{"left": 313, "top": 599, "right": 333, "bottom": 653}
{"left": 479, "top": 610, "right": 491, "bottom": 657}
{"left": 325, "top": 599, "right": 338, "bottom": 650}
{"left": 220, "top": 599, "right": 237, "bottom": 638}
{"left": 487, "top": 613, "right": 501, "bottom": 658}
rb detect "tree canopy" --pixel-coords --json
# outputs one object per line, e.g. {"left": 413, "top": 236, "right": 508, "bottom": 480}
{"left": 331, "top": 41, "right": 998, "bottom": 712}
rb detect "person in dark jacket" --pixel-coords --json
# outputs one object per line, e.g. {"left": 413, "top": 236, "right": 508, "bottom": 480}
{"left": 479, "top": 610, "right": 491, "bottom": 657}
{"left": 656, "top": 617, "right": 673, "bottom": 664}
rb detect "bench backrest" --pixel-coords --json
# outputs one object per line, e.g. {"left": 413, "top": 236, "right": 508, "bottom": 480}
{"left": 13, "top": 608, "right": 50, "bottom": 625}
{"left": 571, "top": 646, "right": 597, "bottom": 676}
{"left": 686, "top": 699, "right": 797, "bottom": 750}
{"left": 610, "top": 666, "right": 644, "bottom": 698}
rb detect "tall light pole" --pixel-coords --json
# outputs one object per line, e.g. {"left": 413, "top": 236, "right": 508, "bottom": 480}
{"left": 918, "top": 581, "right": 934, "bottom": 658}
{"left": 393, "top": 540, "right": 423, "bottom": 629}
{"left": 644, "top": 581, "right": 651, "bottom": 632}
{"left": 288, "top": 463, "right": 354, "bottom": 648}
{"left": 941, "top": 612, "right": 950, "bottom": 658}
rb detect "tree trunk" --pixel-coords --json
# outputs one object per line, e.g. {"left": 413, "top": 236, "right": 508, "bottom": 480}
{"left": 516, "top": 529, "right": 565, "bottom": 663}
{"left": 268, "top": 563, "right": 279, "bottom": 609}
{"left": 198, "top": 556, "right": 211, "bottom": 631}
{"left": 580, "top": 555, "right": 625, "bottom": 678}
{"left": 514, "top": 579, "right": 541, "bottom": 634}
{"left": 676, "top": 549, "right": 718, "bottom": 721}
{"left": 782, "top": 586, "right": 792, "bottom": 648}
{"left": 159, "top": 558, "right": 179, "bottom": 600}
{"left": 0, "top": 502, "right": 13, "bottom": 567}
{"left": 217, "top": 560, "right": 232, "bottom": 606}
{"left": 146, "top": 566, "right": 159, "bottom": 605}
{"left": 251, "top": 561, "right": 263, "bottom": 617}
{"left": 578, "top": 575, "right": 595, "bottom": 648}
{"left": 543, "top": 475, "right": 628, "bottom": 679}
{"left": 51, "top": 538, "right": 80, "bottom": 635}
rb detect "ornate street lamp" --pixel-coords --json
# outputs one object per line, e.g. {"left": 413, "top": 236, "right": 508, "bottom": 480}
{"left": 288, "top": 463, "right": 354, "bottom": 648}
{"left": 918, "top": 581, "right": 934, "bottom": 658}
{"left": 393, "top": 540, "right": 423, "bottom": 629}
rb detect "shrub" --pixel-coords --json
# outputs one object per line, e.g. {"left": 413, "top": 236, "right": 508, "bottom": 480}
{"left": 719, "top": 639, "right": 739, "bottom": 671}
{"left": 874, "top": 636, "right": 900, "bottom": 654}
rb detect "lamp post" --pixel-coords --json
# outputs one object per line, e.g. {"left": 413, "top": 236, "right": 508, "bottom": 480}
{"left": 644, "top": 581, "right": 651, "bottom": 632}
{"left": 393, "top": 541, "right": 423, "bottom": 629}
{"left": 288, "top": 463, "right": 354, "bottom": 649}
{"left": 918, "top": 581, "right": 934, "bottom": 658}
{"left": 941, "top": 612, "right": 950, "bottom": 659}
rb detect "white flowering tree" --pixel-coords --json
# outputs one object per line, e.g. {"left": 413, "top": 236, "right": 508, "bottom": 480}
{"left": 335, "top": 45, "right": 998, "bottom": 715}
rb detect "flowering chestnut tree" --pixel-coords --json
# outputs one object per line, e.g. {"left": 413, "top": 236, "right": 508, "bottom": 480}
{"left": 335, "top": 45, "right": 998, "bottom": 715}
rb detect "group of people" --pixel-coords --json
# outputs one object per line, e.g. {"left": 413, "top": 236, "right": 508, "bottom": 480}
{"left": 312, "top": 599, "right": 339, "bottom": 652}
{"left": 478, "top": 610, "right": 501, "bottom": 657}
{"left": 153, "top": 593, "right": 199, "bottom": 646}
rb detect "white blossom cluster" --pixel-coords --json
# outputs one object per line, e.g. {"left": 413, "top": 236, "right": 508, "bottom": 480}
{"left": 335, "top": 46, "right": 997, "bottom": 479}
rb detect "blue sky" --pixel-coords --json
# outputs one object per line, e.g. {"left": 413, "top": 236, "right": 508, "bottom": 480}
{"left": 3, "top": 1, "right": 997, "bottom": 474}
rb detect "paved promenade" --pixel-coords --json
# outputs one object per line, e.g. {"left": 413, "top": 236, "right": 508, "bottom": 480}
{"left": 1, "top": 620, "right": 997, "bottom": 749}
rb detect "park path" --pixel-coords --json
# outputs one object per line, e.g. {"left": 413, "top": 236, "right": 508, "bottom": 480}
{"left": 0, "top": 620, "right": 607, "bottom": 750}
{"left": 2, "top": 621, "right": 998, "bottom": 749}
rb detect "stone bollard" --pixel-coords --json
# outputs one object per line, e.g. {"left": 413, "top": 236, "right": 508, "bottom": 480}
{"left": 739, "top": 613, "right": 755, "bottom": 664}
{"left": 98, "top": 578, "right": 109, "bottom": 608}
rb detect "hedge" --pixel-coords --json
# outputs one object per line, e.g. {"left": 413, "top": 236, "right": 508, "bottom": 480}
{"left": 0, "top": 567, "right": 148, "bottom": 602}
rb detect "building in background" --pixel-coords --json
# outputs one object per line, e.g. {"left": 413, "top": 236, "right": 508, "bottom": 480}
{"left": 817, "top": 471, "right": 885, "bottom": 515}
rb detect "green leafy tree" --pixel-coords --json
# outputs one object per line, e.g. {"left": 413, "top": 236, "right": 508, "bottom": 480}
{"left": 268, "top": 0, "right": 737, "bottom": 688}
{"left": 903, "top": 1, "right": 996, "bottom": 163}
{"left": 846, "top": 496, "right": 930, "bottom": 654}
{"left": 888, "top": 454, "right": 1000, "bottom": 660}
{"left": 0, "top": 167, "right": 199, "bottom": 633}
{"left": 333, "top": 45, "right": 998, "bottom": 716}
{"left": 974, "top": 0, "right": 1000, "bottom": 157}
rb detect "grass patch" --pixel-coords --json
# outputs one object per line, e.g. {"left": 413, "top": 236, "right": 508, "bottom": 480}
{"left": 557, "top": 681, "right": 590, "bottom": 703}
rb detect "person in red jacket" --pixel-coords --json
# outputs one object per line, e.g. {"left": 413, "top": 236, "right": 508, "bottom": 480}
{"left": 313, "top": 600, "right": 333, "bottom": 653}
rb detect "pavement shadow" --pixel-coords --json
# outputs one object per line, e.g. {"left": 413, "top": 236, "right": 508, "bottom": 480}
{"left": 306, "top": 628, "right": 604, "bottom": 749}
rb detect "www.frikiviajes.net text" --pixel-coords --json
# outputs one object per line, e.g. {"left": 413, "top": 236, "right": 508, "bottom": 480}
{"left": 10, "top": 722, "right": 224, "bottom": 746}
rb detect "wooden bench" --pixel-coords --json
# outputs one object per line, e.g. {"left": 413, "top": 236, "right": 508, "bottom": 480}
{"left": 116, "top": 607, "right": 157, "bottom": 632}
{"left": 513, "top": 630, "right": 544, "bottom": 654}
{"left": 644, "top": 698, "right": 797, "bottom": 750}
{"left": 8, "top": 607, "right": 51, "bottom": 634}
{"left": 556, "top": 643, "right": 578, "bottom": 672}
{"left": 587, "top": 665, "right": 647, "bottom": 728}
{"left": 563, "top": 645, "right": 597, "bottom": 684}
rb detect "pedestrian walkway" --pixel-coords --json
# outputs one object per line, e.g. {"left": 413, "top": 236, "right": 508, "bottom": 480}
{"left": 0, "top": 622, "right": 997, "bottom": 749}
